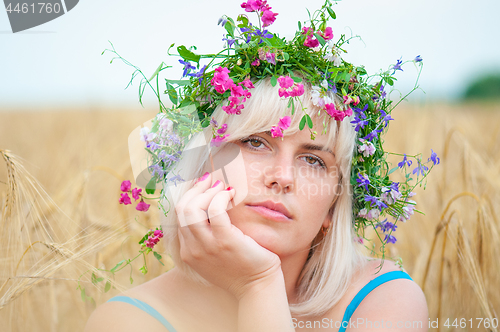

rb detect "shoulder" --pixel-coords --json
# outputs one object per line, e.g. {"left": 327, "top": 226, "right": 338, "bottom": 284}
{"left": 347, "top": 259, "right": 428, "bottom": 331}
{"left": 84, "top": 274, "right": 175, "bottom": 332}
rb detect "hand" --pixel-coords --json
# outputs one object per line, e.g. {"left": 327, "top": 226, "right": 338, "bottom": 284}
{"left": 175, "top": 172, "right": 282, "bottom": 299}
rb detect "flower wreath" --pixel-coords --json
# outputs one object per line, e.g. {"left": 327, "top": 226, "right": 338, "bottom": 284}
{"left": 102, "top": 0, "right": 439, "bottom": 275}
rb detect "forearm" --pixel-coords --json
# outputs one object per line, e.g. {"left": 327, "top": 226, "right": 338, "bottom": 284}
{"left": 237, "top": 270, "right": 295, "bottom": 332}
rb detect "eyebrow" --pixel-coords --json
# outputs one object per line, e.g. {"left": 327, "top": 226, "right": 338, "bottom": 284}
{"left": 263, "top": 131, "right": 335, "bottom": 157}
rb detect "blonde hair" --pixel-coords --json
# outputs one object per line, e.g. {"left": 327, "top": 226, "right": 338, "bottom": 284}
{"left": 161, "top": 78, "right": 367, "bottom": 317}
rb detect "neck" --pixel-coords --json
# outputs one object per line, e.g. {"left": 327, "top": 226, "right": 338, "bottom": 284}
{"left": 279, "top": 248, "right": 311, "bottom": 304}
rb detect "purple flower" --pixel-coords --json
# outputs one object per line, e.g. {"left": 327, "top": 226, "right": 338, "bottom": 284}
{"left": 351, "top": 105, "right": 368, "bottom": 132}
{"left": 356, "top": 173, "right": 370, "bottom": 191}
{"left": 168, "top": 174, "right": 185, "bottom": 187}
{"left": 149, "top": 164, "right": 165, "bottom": 177}
{"left": 188, "top": 65, "right": 207, "bottom": 84}
{"left": 377, "top": 219, "right": 398, "bottom": 233}
{"left": 428, "top": 149, "right": 440, "bottom": 165}
{"left": 253, "top": 28, "right": 273, "bottom": 44}
{"left": 210, "top": 117, "right": 218, "bottom": 127}
{"left": 414, "top": 55, "right": 423, "bottom": 63}
{"left": 362, "top": 129, "right": 381, "bottom": 141}
{"left": 412, "top": 161, "right": 429, "bottom": 176}
{"left": 384, "top": 234, "right": 397, "bottom": 244}
{"left": 217, "top": 17, "right": 227, "bottom": 27}
{"left": 179, "top": 59, "right": 196, "bottom": 77}
{"left": 222, "top": 35, "right": 235, "bottom": 48}
{"left": 379, "top": 110, "right": 394, "bottom": 128}
{"left": 398, "top": 154, "right": 412, "bottom": 168}
{"left": 364, "top": 195, "right": 388, "bottom": 210}
{"left": 380, "top": 84, "right": 387, "bottom": 99}
{"left": 391, "top": 58, "right": 403, "bottom": 75}
{"left": 147, "top": 141, "right": 160, "bottom": 151}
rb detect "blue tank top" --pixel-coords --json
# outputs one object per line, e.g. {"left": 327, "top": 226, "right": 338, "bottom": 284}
{"left": 107, "top": 270, "right": 411, "bottom": 331}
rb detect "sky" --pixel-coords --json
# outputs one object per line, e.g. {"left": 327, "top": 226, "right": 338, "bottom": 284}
{"left": 1, "top": 0, "right": 500, "bottom": 110}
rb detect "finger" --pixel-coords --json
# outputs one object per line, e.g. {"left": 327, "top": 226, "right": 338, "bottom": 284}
{"left": 207, "top": 187, "right": 236, "bottom": 239}
{"left": 182, "top": 180, "right": 226, "bottom": 243}
{"left": 175, "top": 172, "right": 213, "bottom": 227}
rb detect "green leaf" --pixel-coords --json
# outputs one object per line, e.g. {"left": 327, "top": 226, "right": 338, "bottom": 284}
{"left": 270, "top": 76, "right": 277, "bottom": 87}
{"left": 313, "top": 33, "right": 326, "bottom": 47}
{"left": 298, "top": 21, "right": 302, "bottom": 30}
{"left": 130, "top": 277, "right": 134, "bottom": 284}
{"left": 110, "top": 260, "right": 126, "bottom": 273}
{"left": 384, "top": 76, "right": 395, "bottom": 86}
{"left": 224, "top": 17, "right": 236, "bottom": 38}
{"left": 292, "top": 76, "right": 302, "bottom": 83}
{"left": 299, "top": 116, "right": 307, "bottom": 130}
{"left": 91, "top": 272, "right": 97, "bottom": 285}
{"left": 291, "top": 98, "right": 295, "bottom": 115}
{"left": 306, "top": 114, "right": 313, "bottom": 129}
{"left": 177, "top": 45, "right": 200, "bottom": 64}
{"left": 165, "top": 79, "right": 191, "bottom": 86}
{"left": 80, "top": 287, "right": 86, "bottom": 302}
{"left": 145, "top": 176, "right": 157, "bottom": 195}
{"left": 388, "top": 166, "right": 399, "bottom": 175}
{"left": 179, "top": 104, "right": 197, "bottom": 114}
{"left": 327, "top": 7, "right": 336, "bottom": 19}
{"left": 153, "top": 251, "right": 165, "bottom": 266}
{"left": 165, "top": 83, "right": 178, "bottom": 105}
{"left": 148, "top": 62, "right": 165, "bottom": 82}
{"left": 95, "top": 277, "right": 104, "bottom": 283}
{"left": 104, "top": 281, "right": 111, "bottom": 293}
{"left": 237, "top": 14, "right": 249, "bottom": 27}
{"left": 283, "top": 52, "right": 290, "bottom": 61}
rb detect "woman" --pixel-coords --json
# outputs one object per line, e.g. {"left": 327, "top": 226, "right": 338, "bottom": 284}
{"left": 84, "top": 79, "right": 428, "bottom": 331}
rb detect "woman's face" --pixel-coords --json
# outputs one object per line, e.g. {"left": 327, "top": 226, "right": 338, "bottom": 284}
{"left": 220, "top": 116, "right": 340, "bottom": 258}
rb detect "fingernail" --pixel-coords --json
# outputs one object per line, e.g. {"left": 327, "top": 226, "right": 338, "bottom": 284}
{"left": 195, "top": 172, "right": 210, "bottom": 184}
{"left": 225, "top": 186, "right": 233, "bottom": 191}
{"left": 211, "top": 180, "right": 221, "bottom": 188}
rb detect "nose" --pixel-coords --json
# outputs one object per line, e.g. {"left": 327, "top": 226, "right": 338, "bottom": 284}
{"left": 263, "top": 154, "right": 295, "bottom": 193}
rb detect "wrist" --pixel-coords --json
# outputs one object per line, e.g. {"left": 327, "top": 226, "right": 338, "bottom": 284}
{"left": 236, "top": 266, "right": 285, "bottom": 301}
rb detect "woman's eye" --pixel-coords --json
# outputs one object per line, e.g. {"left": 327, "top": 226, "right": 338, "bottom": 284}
{"left": 249, "top": 139, "right": 262, "bottom": 148}
{"left": 302, "top": 155, "right": 326, "bottom": 168}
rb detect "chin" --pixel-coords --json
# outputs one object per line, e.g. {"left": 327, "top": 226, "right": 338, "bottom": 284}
{"left": 232, "top": 219, "right": 284, "bottom": 254}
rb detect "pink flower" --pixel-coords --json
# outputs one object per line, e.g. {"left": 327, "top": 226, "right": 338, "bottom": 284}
{"left": 304, "top": 35, "right": 319, "bottom": 48}
{"left": 120, "top": 180, "right": 131, "bottom": 192}
{"left": 302, "top": 27, "right": 313, "bottom": 35}
{"left": 278, "top": 116, "right": 291, "bottom": 130}
{"left": 211, "top": 134, "right": 229, "bottom": 147}
{"left": 270, "top": 126, "right": 283, "bottom": 138}
{"left": 262, "top": 10, "right": 278, "bottom": 27}
{"left": 217, "top": 124, "right": 228, "bottom": 134}
{"left": 322, "top": 27, "right": 333, "bottom": 40}
{"left": 241, "top": 78, "right": 255, "bottom": 89}
{"left": 131, "top": 188, "right": 142, "bottom": 200}
{"left": 351, "top": 96, "right": 360, "bottom": 106}
{"left": 136, "top": 200, "right": 150, "bottom": 212}
{"left": 324, "top": 103, "right": 347, "bottom": 121}
{"left": 290, "top": 84, "right": 304, "bottom": 97}
{"left": 251, "top": 59, "right": 260, "bottom": 66}
{"left": 278, "top": 87, "right": 290, "bottom": 98}
{"left": 241, "top": 0, "right": 261, "bottom": 12}
{"left": 265, "top": 52, "right": 276, "bottom": 65}
{"left": 119, "top": 193, "right": 131, "bottom": 205}
{"left": 154, "top": 229, "right": 164, "bottom": 238}
{"left": 343, "top": 95, "right": 353, "bottom": 105}
{"left": 211, "top": 67, "right": 233, "bottom": 94}
{"left": 278, "top": 75, "right": 294, "bottom": 89}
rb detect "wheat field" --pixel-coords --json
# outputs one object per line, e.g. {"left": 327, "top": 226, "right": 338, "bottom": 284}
{"left": 0, "top": 103, "right": 499, "bottom": 331}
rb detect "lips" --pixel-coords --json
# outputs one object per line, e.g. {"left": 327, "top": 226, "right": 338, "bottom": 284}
{"left": 246, "top": 200, "right": 293, "bottom": 219}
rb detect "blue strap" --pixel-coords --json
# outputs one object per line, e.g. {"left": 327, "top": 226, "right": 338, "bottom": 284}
{"left": 107, "top": 296, "right": 177, "bottom": 331}
{"left": 338, "top": 270, "right": 412, "bottom": 332}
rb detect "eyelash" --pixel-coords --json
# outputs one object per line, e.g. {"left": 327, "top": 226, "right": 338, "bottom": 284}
{"left": 240, "top": 136, "right": 327, "bottom": 169}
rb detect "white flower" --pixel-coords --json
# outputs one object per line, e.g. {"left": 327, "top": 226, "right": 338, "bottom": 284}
{"left": 140, "top": 126, "right": 157, "bottom": 143}
{"left": 357, "top": 139, "right": 376, "bottom": 157}
{"left": 366, "top": 209, "right": 380, "bottom": 220}
{"left": 358, "top": 208, "right": 368, "bottom": 219}
{"left": 324, "top": 40, "right": 342, "bottom": 67}
{"left": 160, "top": 117, "right": 173, "bottom": 133}
{"left": 311, "top": 85, "right": 333, "bottom": 108}
{"left": 321, "top": 79, "right": 329, "bottom": 90}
